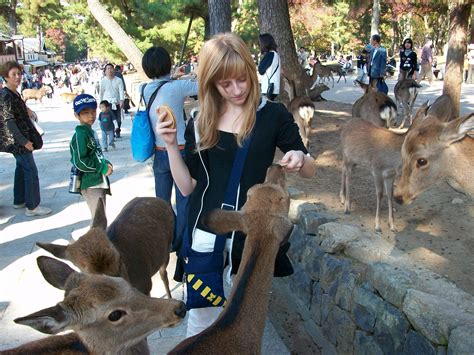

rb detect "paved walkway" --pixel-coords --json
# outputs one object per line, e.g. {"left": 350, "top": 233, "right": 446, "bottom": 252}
{"left": 0, "top": 94, "right": 288, "bottom": 353}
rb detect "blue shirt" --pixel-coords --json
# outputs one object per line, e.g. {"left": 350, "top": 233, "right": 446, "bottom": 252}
{"left": 141, "top": 75, "right": 198, "bottom": 147}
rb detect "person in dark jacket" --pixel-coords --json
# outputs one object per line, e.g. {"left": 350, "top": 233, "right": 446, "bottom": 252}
{"left": 399, "top": 38, "right": 418, "bottom": 79}
{"left": 98, "top": 100, "right": 116, "bottom": 151}
{"left": 156, "top": 32, "right": 316, "bottom": 338}
{"left": 70, "top": 94, "right": 113, "bottom": 219}
{"left": 367, "top": 34, "right": 388, "bottom": 94}
{"left": 0, "top": 61, "right": 51, "bottom": 217}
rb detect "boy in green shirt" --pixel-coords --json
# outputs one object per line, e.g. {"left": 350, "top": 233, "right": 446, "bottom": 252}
{"left": 70, "top": 94, "right": 113, "bottom": 219}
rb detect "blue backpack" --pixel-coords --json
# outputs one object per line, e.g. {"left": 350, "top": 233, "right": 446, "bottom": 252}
{"left": 131, "top": 81, "right": 168, "bottom": 162}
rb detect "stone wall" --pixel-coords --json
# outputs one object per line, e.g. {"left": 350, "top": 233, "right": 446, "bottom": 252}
{"left": 283, "top": 200, "right": 474, "bottom": 354}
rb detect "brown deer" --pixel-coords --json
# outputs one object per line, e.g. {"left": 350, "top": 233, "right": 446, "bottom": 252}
{"left": 310, "top": 60, "right": 334, "bottom": 88}
{"left": 394, "top": 113, "right": 474, "bottom": 204}
{"left": 340, "top": 118, "right": 406, "bottom": 231}
{"left": 394, "top": 71, "right": 422, "bottom": 128}
{"left": 283, "top": 77, "right": 315, "bottom": 148}
{"left": 168, "top": 164, "right": 293, "bottom": 354}
{"left": 22, "top": 86, "right": 51, "bottom": 104}
{"left": 352, "top": 80, "right": 398, "bottom": 128}
{"left": 5, "top": 256, "right": 186, "bottom": 354}
{"left": 37, "top": 197, "right": 174, "bottom": 298}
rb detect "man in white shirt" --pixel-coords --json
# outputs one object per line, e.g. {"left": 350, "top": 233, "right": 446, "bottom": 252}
{"left": 99, "top": 63, "right": 124, "bottom": 137}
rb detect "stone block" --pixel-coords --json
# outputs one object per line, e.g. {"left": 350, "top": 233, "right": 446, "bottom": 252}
{"left": 335, "top": 270, "right": 357, "bottom": 311}
{"left": 374, "top": 302, "right": 410, "bottom": 354}
{"left": 320, "top": 254, "right": 351, "bottom": 293}
{"left": 322, "top": 306, "right": 339, "bottom": 345}
{"left": 318, "top": 223, "right": 363, "bottom": 254}
{"left": 447, "top": 325, "right": 474, "bottom": 354}
{"left": 300, "top": 241, "right": 325, "bottom": 281}
{"left": 290, "top": 264, "right": 312, "bottom": 304}
{"left": 333, "top": 306, "right": 356, "bottom": 354}
{"left": 289, "top": 200, "right": 324, "bottom": 222}
{"left": 437, "top": 346, "right": 447, "bottom": 355}
{"left": 310, "top": 282, "right": 323, "bottom": 325}
{"left": 402, "top": 289, "right": 474, "bottom": 345}
{"left": 402, "top": 330, "right": 436, "bottom": 355}
{"left": 321, "top": 293, "right": 334, "bottom": 324}
{"left": 353, "top": 286, "right": 385, "bottom": 332}
{"left": 354, "top": 331, "right": 384, "bottom": 355}
{"left": 368, "top": 262, "right": 416, "bottom": 308}
{"left": 287, "top": 224, "right": 308, "bottom": 259}
{"left": 288, "top": 186, "right": 306, "bottom": 199}
{"left": 301, "top": 211, "right": 338, "bottom": 235}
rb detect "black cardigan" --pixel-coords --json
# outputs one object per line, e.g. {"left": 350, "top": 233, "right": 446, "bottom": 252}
{"left": 173, "top": 100, "right": 307, "bottom": 281}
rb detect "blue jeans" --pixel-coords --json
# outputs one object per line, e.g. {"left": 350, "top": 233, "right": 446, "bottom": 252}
{"left": 101, "top": 129, "right": 114, "bottom": 149}
{"left": 153, "top": 150, "right": 189, "bottom": 251}
{"left": 13, "top": 152, "right": 40, "bottom": 209}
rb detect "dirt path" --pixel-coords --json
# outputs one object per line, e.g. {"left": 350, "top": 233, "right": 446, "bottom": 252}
{"left": 282, "top": 100, "right": 474, "bottom": 295}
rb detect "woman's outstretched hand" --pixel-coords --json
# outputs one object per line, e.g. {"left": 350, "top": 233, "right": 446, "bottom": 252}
{"left": 155, "top": 108, "right": 177, "bottom": 146}
{"left": 278, "top": 150, "right": 305, "bottom": 172}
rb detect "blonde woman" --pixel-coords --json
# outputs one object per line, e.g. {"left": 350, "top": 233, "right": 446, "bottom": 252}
{"left": 156, "top": 33, "right": 315, "bottom": 336}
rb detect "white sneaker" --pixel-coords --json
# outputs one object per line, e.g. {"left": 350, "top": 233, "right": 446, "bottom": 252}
{"left": 25, "top": 206, "right": 52, "bottom": 217}
{"left": 13, "top": 202, "right": 26, "bottom": 209}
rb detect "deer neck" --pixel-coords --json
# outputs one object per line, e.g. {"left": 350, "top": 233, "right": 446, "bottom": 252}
{"left": 213, "top": 231, "right": 281, "bottom": 343}
{"left": 445, "top": 138, "right": 474, "bottom": 196}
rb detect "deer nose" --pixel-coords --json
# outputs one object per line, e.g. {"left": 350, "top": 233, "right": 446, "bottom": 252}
{"left": 174, "top": 302, "right": 187, "bottom": 318}
{"left": 394, "top": 195, "right": 403, "bottom": 205}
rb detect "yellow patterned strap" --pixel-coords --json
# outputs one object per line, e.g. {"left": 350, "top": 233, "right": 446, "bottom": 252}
{"left": 187, "top": 274, "right": 227, "bottom": 307}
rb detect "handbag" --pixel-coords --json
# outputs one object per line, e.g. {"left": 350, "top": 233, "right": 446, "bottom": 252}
{"left": 183, "top": 111, "right": 260, "bottom": 310}
{"left": 130, "top": 81, "right": 169, "bottom": 162}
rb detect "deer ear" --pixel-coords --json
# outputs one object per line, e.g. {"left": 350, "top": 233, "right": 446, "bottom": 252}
{"left": 14, "top": 304, "right": 71, "bottom": 335}
{"left": 265, "top": 164, "right": 286, "bottom": 188}
{"left": 37, "top": 256, "right": 77, "bottom": 290}
{"left": 36, "top": 242, "right": 68, "bottom": 259}
{"left": 410, "top": 103, "right": 431, "bottom": 129}
{"left": 440, "top": 113, "right": 474, "bottom": 144}
{"left": 203, "top": 210, "right": 247, "bottom": 235}
{"left": 91, "top": 198, "right": 107, "bottom": 230}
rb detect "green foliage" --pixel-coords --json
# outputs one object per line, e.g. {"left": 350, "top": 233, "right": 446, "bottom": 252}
{"left": 232, "top": 0, "right": 260, "bottom": 53}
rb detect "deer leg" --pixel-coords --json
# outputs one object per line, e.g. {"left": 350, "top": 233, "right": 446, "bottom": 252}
{"left": 340, "top": 164, "right": 346, "bottom": 205}
{"left": 331, "top": 75, "right": 335, "bottom": 88}
{"left": 344, "top": 164, "right": 353, "bottom": 214}
{"left": 373, "top": 174, "right": 384, "bottom": 232}
{"left": 160, "top": 253, "right": 172, "bottom": 299}
{"left": 384, "top": 176, "right": 397, "bottom": 232}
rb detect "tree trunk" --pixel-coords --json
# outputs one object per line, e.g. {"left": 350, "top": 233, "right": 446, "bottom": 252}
{"left": 442, "top": 2, "right": 471, "bottom": 117}
{"left": 391, "top": 11, "right": 399, "bottom": 57}
{"left": 371, "top": 0, "right": 380, "bottom": 36}
{"left": 8, "top": 0, "right": 17, "bottom": 35}
{"left": 87, "top": 0, "right": 146, "bottom": 80}
{"left": 257, "top": 0, "right": 307, "bottom": 100}
{"left": 208, "top": 0, "right": 231, "bottom": 36}
{"left": 179, "top": 14, "right": 194, "bottom": 65}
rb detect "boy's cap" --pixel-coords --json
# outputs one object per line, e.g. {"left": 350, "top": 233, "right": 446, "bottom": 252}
{"left": 73, "top": 94, "right": 97, "bottom": 114}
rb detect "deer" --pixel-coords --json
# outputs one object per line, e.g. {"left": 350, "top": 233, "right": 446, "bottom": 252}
{"left": 168, "top": 164, "right": 293, "bottom": 354}
{"left": 37, "top": 197, "right": 174, "bottom": 298}
{"left": 22, "top": 86, "right": 51, "bottom": 104}
{"left": 394, "top": 112, "right": 474, "bottom": 204}
{"left": 282, "top": 77, "right": 315, "bottom": 148}
{"left": 310, "top": 60, "right": 334, "bottom": 88}
{"left": 394, "top": 71, "right": 422, "bottom": 128}
{"left": 352, "top": 80, "right": 398, "bottom": 128}
{"left": 4, "top": 256, "right": 186, "bottom": 354}
{"left": 340, "top": 117, "right": 406, "bottom": 232}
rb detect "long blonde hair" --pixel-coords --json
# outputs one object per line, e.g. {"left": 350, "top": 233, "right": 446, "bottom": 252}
{"left": 196, "top": 33, "right": 261, "bottom": 151}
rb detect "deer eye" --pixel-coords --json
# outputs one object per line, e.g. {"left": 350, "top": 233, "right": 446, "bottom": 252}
{"left": 108, "top": 310, "right": 126, "bottom": 322}
{"left": 416, "top": 158, "right": 428, "bottom": 168}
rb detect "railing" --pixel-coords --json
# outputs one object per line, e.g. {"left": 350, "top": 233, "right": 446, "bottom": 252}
{"left": 0, "top": 54, "right": 16, "bottom": 64}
